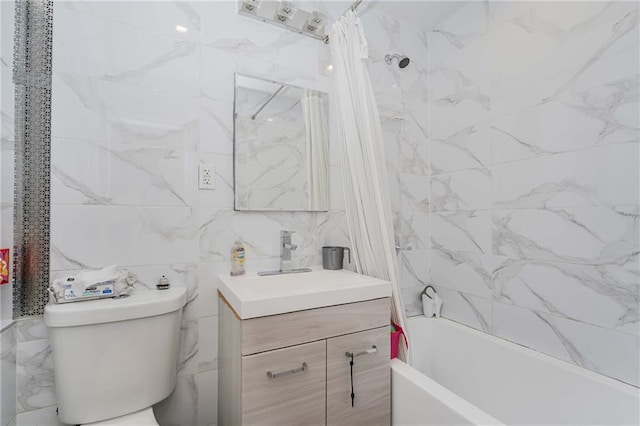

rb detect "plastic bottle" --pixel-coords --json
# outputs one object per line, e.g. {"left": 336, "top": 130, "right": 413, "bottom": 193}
{"left": 230, "top": 240, "right": 245, "bottom": 276}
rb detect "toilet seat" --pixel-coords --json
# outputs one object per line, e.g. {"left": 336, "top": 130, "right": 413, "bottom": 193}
{"left": 83, "top": 407, "right": 158, "bottom": 425}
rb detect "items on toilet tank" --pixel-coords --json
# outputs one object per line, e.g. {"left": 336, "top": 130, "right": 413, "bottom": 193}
{"left": 48, "top": 264, "right": 135, "bottom": 303}
{"left": 422, "top": 285, "right": 442, "bottom": 318}
{"left": 230, "top": 239, "right": 246, "bottom": 276}
{"left": 156, "top": 275, "right": 170, "bottom": 290}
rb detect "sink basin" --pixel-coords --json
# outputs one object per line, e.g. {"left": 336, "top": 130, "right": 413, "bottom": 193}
{"left": 217, "top": 269, "right": 391, "bottom": 319}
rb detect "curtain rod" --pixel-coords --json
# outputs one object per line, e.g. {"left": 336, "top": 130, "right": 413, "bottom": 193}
{"left": 344, "top": 0, "right": 363, "bottom": 15}
{"left": 323, "top": 0, "right": 364, "bottom": 44}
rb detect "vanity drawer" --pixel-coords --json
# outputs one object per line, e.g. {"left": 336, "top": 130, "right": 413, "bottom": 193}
{"left": 326, "top": 327, "right": 390, "bottom": 426}
{"left": 241, "top": 298, "right": 389, "bottom": 355}
{"left": 241, "top": 340, "right": 326, "bottom": 426}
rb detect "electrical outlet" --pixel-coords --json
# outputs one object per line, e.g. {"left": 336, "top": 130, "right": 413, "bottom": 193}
{"left": 199, "top": 163, "right": 215, "bottom": 190}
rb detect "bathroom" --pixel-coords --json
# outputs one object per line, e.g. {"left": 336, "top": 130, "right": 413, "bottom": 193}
{"left": 0, "top": 0, "right": 638, "bottom": 425}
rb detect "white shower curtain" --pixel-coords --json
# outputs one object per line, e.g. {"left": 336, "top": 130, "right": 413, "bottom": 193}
{"left": 330, "top": 11, "right": 409, "bottom": 361}
{"left": 301, "top": 88, "right": 329, "bottom": 210}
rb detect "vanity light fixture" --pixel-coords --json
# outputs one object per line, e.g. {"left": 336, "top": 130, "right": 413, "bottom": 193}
{"left": 304, "top": 11, "right": 326, "bottom": 34}
{"left": 175, "top": 25, "right": 188, "bottom": 33}
{"left": 241, "top": 0, "right": 261, "bottom": 14}
{"left": 238, "top": 0, "right": 328, "bottom": 43}
{"left": 276, "top": 1, "right": 297, "bottom": 21}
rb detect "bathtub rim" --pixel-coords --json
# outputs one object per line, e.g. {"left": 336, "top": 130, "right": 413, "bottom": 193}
{"left": 391, "top": 358, "right": 504, "bottom": 425}
{"left": 407, "top": 316, "right": 640, "bottom": 396}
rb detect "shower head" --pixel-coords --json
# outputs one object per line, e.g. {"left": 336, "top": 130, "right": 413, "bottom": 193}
{"left": 385, "top": 53, "right": 410, "bottom": 69}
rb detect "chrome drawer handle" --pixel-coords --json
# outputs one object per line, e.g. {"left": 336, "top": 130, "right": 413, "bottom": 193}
{"left": 345, "top": 345, "right": 377, "bottom": 358}
{"left": 267, "top": 362, "right": 308, "bottom": 379}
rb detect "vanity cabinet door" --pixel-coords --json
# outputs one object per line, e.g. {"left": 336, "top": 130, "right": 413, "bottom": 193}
{"left": 241, "top": 340, "right": 327, "bottom": 426}
{"left": 326, "top": 327, "right": 390, "bottom": 426}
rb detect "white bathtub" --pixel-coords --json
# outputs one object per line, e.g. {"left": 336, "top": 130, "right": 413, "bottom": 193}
{"left": 391, "top": 317, "right": 640, "bottom": 425}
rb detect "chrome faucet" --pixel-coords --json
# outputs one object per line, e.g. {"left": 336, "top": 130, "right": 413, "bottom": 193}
{"left": 257, "top": 230, "right": 311, "bottom": 276}
{"left": 280, "top": 230, "right": 297, "bottom": 272}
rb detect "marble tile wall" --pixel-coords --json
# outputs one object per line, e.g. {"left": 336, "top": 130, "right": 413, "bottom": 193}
{"left": 14, "top": 318, "right": 55, "bottom": 422}
{"left": 1, "top": 323, "right": 16, "bottom": 426}
{"left": 426, "top": 0, "right": 640, "bottom": 387}
{"left": 12, "top": 1, "right": 430, "bottom": 425}
{"left": 7, "top": 0, "right": 637, "bottom": 421}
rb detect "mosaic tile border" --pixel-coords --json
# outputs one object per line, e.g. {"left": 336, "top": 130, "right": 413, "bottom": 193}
{"left": 12, "top": 0, "right": 53, "bottom": 317}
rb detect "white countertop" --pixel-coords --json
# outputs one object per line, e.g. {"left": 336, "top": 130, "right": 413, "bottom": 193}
{"left": 217, "top": 268, "right": 392, "bottom": 319}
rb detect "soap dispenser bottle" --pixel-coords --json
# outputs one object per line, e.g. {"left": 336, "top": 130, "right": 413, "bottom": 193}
{"left": 230, "top": 239, "right": 245, "bottom": 276}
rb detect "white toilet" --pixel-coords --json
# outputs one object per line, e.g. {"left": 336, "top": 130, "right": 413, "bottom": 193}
{"left": 44, "top": 287, "right": 187, "bottom": 425}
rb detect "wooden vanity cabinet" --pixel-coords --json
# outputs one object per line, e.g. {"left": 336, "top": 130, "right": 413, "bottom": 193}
{"left": 327, "top": 327, "right": 390, "bottom": 426}
{"left": 218, "top": 295, "right": 391, "bottom": 426}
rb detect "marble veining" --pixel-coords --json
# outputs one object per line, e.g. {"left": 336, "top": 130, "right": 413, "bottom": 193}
{"left": 52, "top": 165, "right": 112, "bottom": 205}
{"left": 178, "top": 318, "right": 199, "bottom": 376}
{"left": 50, "top": 245, "right": 90, "bottom": 270}
{"left": 16, "top": 319, "right": 48, "bottom": 343}
{"left": 571, "top": 75, "right": 639, "bottom": 143}
{"left": 1, "top": 323, "right": 17, "bottom": 426}
{"left": 400, "top": 111, "right": 429, "bottom": 175}
{"left": 490, "top": 75, "right": 639, "bottom": 165}
{"left": 431, "top": 243, "right": 493, "bottom": 296}
{"left": 428, "top": 0, "right": 639, "bottom": 386}
{"left": 460, "top": 292, "right": 491, "bottom": 332}
{"left": 494, "top": 142, "right": 639, "bottom": 209}
{"left": 493, "top": 258, "right": 639, "bottom": 334}
{"left": 16, "top": 340, "right": 55, "bottom": 414}
{"left": 542, "top": 8, "right": 639, "bottom": 103}
{"left": 108, "top": 147, "right": 189, "bottom": 206}
{"left": 103, "top": 40, "right": 198, "bottom": 87}
{"left": 432, "top": 211, "right": 491, "bottom": 255}
{"left": 432, "top": 1, "right": 489, "bottom": 51}
{"left": 431, "top": 125, "right": 488, "bottom": 174}
{"left": 432, "top": 68, "right": 490, "bottom": 110}
{"left": 399, "top": 251, "right": 428, "bottom": 289}
{"left": 435, "top": 288, "right": 493, "bottom": 333}
{"left": 200, "top": 95, "right": 233, "bottom": 153}
{"left": 532, "top": 311, "right": 597, "bottom": 371}
{"left": 492, "top": 207, "right": 639, "bottom": 267}
{"left": 431, "top": 168, "right": 491, "bottom": 211}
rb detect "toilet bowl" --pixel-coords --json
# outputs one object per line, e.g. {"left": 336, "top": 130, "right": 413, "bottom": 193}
{"left": 44, "top": 288, "right": 186, "bottom": 425}
{"left": 84, "top": 407, "right": 158, "bottom": 426}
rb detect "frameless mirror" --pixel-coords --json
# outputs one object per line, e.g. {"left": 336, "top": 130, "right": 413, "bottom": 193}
{"left": 234, "top": 74, "right": 329, "bottom": 211}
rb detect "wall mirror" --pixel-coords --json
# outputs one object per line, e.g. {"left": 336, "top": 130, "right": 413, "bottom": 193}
{"left": 234, "top": 74, "right": 329, "bottom": 211}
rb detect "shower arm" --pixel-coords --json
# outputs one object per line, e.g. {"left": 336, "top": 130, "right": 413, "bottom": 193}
{"left": 251, "top": 85, "right": 286, "bottom": 120}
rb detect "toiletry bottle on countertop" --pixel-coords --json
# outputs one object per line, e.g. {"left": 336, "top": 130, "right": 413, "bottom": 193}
{"left": 230, "top": 240, "right": 245, "bottom": 276}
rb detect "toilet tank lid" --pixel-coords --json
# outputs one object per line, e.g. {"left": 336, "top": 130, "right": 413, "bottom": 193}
{"left": 44, "top": 287, "right": 187, "bottom": 327}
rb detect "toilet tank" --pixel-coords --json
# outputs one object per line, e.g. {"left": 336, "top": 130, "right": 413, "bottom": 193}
{"left": 44, "top": 288, "right": 187, "bottom": 425}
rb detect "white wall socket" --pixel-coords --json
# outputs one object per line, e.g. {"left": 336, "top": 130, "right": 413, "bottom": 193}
{"left": 199, "top": 163, "right": 215, "bottom": 190}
